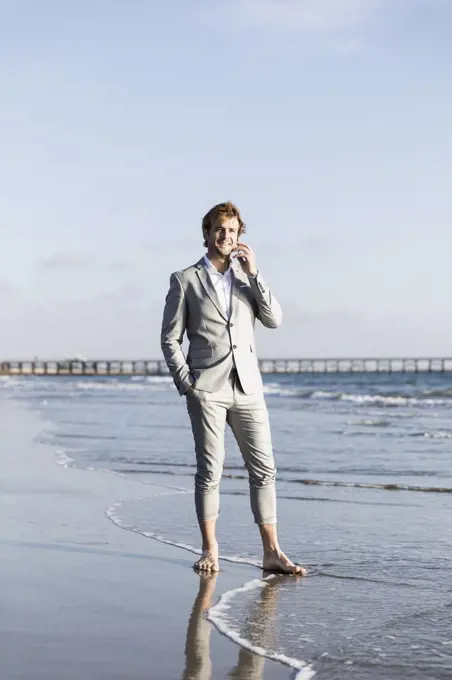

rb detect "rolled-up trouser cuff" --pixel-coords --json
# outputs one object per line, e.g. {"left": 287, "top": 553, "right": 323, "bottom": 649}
{"left": 250, "top": 481, "right": 277, "bottom": 525}
{"left": 195, "top": 486, "right": 220, "bottom": 524}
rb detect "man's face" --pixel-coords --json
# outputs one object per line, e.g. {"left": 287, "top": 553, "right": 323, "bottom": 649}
{"left": 205, "top": 216, "right": 240, "bottom": 258}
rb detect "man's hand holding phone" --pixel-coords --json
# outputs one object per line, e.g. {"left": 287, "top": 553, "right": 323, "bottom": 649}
{"left": 233, "top": 242, "right": 257, "bottom": 277}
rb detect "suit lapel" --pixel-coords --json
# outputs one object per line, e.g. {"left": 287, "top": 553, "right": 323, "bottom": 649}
{"left": 196, "top": 262, "right": 229, "bottom": 322}
{"left": 230, "top": 262, "right": 244, "bottom": 321}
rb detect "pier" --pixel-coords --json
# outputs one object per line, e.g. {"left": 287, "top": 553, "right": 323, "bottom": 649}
{"left": 1, "top": 358, "right": 452, "bottom": 376}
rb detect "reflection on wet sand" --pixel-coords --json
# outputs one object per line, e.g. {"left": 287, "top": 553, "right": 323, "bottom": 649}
{"left": 182, "top": 572, "right": 303, "bottom": 680}
{"left": 182, "top": 573, "right": 217, "bottom": 680}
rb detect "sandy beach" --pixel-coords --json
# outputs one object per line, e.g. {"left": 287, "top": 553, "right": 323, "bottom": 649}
{"left": 1, "top": 397, "right": 290, "bottom": 680}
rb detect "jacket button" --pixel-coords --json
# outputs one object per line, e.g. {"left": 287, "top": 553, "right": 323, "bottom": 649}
{"left": 229, "top": 323, "right": 234, "bottom": 327}
{"left": 232, "top": 345, "right": 237, "bottom": 349}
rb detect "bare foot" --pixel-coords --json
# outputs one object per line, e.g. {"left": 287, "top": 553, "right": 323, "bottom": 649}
{"left": 263, "top": 549, "right": 307, "bottom": 575}
{"left": 194, "top": 545, "right": 220, "bottom": 572}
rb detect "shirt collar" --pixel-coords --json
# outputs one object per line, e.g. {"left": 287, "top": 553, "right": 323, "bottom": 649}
{"left": 203, "top": 254, "right": 233, "bottom": 277}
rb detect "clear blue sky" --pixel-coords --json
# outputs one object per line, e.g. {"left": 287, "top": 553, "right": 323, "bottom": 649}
{"left": 1, "top": 0, "right": 451, "bottom": 358}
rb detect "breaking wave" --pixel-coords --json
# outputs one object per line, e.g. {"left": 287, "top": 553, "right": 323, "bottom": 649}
{"left": 263, "top": 384, "right": 452, "bottom": 406}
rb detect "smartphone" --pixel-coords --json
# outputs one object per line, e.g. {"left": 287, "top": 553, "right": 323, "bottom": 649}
{"left": 231, "top": 244, "right": 246, "bottom": 262}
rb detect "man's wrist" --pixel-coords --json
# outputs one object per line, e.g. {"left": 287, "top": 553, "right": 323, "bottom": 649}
{"left": 247, "top": 269, "right": 258, "bottom": 279}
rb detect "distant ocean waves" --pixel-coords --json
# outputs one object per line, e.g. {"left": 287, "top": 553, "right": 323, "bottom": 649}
{"left": 263, "top": 383, "right": 452, "bottom": 406}
{"left": 74, "top": 376, "right": 452, "bottom": 407}
{"left": 3, "top": 373, "right": 452, "bottom": 408}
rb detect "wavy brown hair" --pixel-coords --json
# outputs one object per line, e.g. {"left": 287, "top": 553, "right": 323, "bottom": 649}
{"left": 201, "top": 201, "right": 246, "bottom": 248}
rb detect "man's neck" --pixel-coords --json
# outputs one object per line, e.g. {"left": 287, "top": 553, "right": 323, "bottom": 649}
{"left": 205, "top": 252, "right": 230, "bottom": 274}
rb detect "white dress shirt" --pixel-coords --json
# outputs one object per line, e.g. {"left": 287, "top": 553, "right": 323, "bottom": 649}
{"left": 203, "top": 255, "right": 233, "bottom": 318}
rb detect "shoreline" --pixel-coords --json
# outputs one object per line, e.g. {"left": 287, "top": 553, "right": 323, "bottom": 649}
{"left": 1, "top": 395, "right": 294, "bottom": 680}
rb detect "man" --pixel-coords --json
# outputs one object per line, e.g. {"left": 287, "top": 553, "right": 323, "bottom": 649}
{"left": 161, "top": 201, "right": 305, "bottom": 575}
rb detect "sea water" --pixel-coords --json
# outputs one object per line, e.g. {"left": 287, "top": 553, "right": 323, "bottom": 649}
{"left": 2, "top": 372, "right": 451, "bottom": 679}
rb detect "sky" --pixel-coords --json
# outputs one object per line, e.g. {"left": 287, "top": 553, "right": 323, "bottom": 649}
{"left": 1, "top": 0, "right": 451, "bottom": 359}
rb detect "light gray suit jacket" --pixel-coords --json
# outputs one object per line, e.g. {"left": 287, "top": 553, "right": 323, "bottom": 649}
{"left": 160, "top": 257, "right": 282, "bottom": 396}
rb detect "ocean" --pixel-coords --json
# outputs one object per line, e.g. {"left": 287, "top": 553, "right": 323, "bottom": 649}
{"left": 2, "top": 371, "right": 451, "bottom": 679}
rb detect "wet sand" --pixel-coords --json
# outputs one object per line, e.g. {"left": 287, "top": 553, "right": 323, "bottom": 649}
{"left": 1, "top": 398, "right": 289, "bottom": 680}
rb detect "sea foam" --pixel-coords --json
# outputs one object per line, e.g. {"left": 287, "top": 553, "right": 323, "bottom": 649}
{"left": 208, "top": 576, "right": 316, "bottom": 679}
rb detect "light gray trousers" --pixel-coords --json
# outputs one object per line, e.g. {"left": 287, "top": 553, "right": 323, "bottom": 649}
{"left": 185, "top": 372, "right": 277, "bottom": 525}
